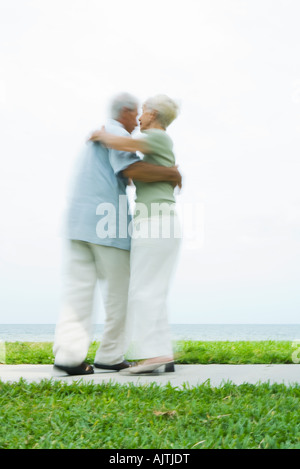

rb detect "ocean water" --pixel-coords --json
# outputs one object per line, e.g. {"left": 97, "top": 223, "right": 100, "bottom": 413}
{"left": 1, "top": 324, "right": 300, "bottom": 342}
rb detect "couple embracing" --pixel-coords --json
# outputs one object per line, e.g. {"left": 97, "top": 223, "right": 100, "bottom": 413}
{"left": 53, "top": 92, "right": 182, "bottom": 376}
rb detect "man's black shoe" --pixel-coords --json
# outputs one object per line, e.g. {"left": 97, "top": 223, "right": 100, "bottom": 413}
{"left": 53, "top": 361, "right": 94, "bottom": 376}
{"left": 94, "top": 360, "right": 137, "bottom": 371}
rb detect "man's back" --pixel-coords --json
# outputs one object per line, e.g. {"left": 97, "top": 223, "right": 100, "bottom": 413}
{"left": 65, "top": 120, "right": 140, "bottom": 250}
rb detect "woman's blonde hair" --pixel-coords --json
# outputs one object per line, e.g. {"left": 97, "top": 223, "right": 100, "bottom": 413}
{"left": 144, "top": 94, "right": 179, "bottom": 129}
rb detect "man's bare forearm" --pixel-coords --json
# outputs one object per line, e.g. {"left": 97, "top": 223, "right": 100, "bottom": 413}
{"left": 122, "top": 162, "right": 182, "bottom": 187}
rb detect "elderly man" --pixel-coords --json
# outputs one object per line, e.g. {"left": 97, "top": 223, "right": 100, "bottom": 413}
{"left": 53, "top": 93, "right": 181, "bottom": 376}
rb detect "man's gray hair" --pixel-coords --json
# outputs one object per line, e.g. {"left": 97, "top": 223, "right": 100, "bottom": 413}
{"left": 143, "top": 94, "right": 179, "bottom": 129}
{"left": 110, "top": 92, "right": 139, "bottom": 120}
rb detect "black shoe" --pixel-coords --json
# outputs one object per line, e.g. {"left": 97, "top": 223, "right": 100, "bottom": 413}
{"left": 53, "top": 361, "right": 94, "bottom": 376}
{"left": 165, "top": 361, "right": 175, "bottom": 372}
{"left": 94, "top": 360, "right": 137, "bottom": 371}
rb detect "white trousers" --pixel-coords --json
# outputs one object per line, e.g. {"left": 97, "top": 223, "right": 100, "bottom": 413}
{"left": 125, "top": 215, "right": 181, "bottom": 360}
{"left": 53, "top": 240, "right": 130, "bottom": 367}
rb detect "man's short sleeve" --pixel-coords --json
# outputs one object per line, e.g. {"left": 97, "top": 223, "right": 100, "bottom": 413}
{"left": 105, "top": 122, "right": 141, "bottom": 176}
{"left": 109, "top": 148, "right": 141, "bottom": 176}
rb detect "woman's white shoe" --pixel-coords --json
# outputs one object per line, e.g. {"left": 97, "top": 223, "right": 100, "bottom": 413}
{"left": 127, "top": 360, "right": 174, "bottom": 374}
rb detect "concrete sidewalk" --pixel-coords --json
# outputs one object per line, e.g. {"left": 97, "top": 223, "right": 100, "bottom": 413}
{"left": 1, "top": 364, "right": 300, "bottom": 387}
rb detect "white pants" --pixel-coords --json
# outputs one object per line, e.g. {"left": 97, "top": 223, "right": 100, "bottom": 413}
{"left": 125, "top": 215, "right": 181, "bottom": 360}
{"left": 53, "top": 240, "right": 130, "bottom": 367}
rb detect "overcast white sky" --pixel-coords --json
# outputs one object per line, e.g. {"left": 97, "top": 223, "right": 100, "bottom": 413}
{"left": 0, "top": 0, "right": 300, "bottom": 324}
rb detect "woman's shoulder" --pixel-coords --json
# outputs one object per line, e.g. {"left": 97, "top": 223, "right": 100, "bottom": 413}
{"left": 142, "top": 129, "right": 175, "bottom": 166}
{"left": 143, "top": 129, "right": 173, "bottom": 149}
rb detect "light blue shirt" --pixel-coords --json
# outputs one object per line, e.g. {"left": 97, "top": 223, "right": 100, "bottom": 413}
{"left": 65, "top": 120, "right": 140, "bottom": 250}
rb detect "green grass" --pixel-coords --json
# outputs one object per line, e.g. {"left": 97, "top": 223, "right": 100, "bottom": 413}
{"left": 1, "top": 379, "right": 300, "bottom": 449}
{"left": 1, "top": 341, "right": 300, "bottom": 449}
{"left": 3, "top": 340, "right": 296, "bottom": 365}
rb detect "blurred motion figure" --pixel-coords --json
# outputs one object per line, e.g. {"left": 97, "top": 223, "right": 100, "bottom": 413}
{"left": 89, "top": 94, "right": 181, "bottom": 374}
{"left": 53, "top": 93, "right": 181, "bottom": 376}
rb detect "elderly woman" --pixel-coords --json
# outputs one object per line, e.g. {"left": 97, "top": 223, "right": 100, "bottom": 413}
{"left": 90, "top": 95, "right": 181, "bottom": 374}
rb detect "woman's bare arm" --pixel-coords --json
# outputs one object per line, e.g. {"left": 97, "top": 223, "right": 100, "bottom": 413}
{"left": 89, "top": 127, "right": 149, "bottom": 154}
